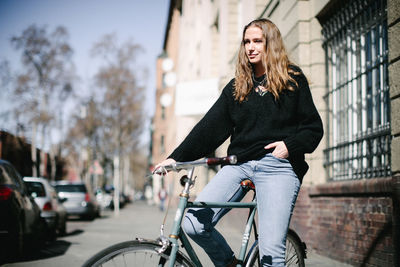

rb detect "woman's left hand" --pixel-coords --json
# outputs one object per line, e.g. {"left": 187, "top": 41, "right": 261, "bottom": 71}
{"left": 264, "top": 141, "right": 289, "bottom": 159}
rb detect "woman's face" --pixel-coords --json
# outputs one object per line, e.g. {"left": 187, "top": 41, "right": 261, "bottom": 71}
{"left": 244, "top": 26, "right": 265, "bottom": 66}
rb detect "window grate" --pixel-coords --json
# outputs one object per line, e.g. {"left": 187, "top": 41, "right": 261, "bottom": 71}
{"left": 321, "top": 0, "right": 391, "bottom": 181}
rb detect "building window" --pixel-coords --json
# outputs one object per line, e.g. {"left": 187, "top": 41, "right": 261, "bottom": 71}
{"left": 162, "top": 73, "right": 166, "bottom": 88}
{"left": 161, "top": 106, "right": 165, "bottom": 120}
{"left": 321, "top": 0, "right": 390, "bottom": 180}
{"left": 161, "top": 135, "right": 165, "bottom": 154}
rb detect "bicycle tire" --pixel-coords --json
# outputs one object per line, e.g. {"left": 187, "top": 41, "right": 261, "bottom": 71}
{"left": 244, "top": 232, "right": 305, "bottom": 267}
{"left": 82, "top": 239, "right": 195, "bottom": 267}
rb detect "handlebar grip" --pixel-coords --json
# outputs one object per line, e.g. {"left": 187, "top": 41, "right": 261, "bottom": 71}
{"left": 206, "top": 155, "right": 237, "bottom": 166}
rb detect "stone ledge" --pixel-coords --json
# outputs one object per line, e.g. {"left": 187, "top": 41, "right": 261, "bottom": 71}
{"left": 309, "top": 177, "right": 393, "bottom": 197}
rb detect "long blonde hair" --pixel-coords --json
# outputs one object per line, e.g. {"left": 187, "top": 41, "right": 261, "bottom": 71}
{"left": 234, "top": 18, "right": 298, "bottom": 102}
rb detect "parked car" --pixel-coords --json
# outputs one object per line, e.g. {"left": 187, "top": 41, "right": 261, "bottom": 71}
{"left": 0, "top": 160, "right": 46, "bottom": 262}
{"left": 95, "top": 188, "right": 113, "bottom": 210}
{"left": 104, "top": 185, "right": 128, "bottom": 210}
{"left": 23, "top": 177, "right": 67, "bottom": 240}
{"left": 53, "top": 182, "right": 100, "bottom": 220}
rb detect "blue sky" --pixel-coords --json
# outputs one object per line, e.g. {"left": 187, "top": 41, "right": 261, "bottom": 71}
{"left": 0, "top": 0, "right": 169, "bottom": 144}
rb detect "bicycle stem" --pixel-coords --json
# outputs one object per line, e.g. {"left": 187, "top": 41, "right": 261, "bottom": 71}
{"left": 181, "top": 167, "right": 195, "bottom": 197}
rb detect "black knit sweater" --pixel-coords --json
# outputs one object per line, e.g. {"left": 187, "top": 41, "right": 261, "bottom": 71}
{"left": 169, "top": 66, "right": 323, "bottom": 181}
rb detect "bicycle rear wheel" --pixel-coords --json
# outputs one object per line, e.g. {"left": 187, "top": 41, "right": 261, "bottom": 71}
{"left": 244, "top": 232, "right": 305, "bottom": 267}
{"left": 82, "top": 239, "right": 194, "bottom": 267}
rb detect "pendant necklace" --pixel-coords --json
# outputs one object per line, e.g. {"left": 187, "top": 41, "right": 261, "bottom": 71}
{"left": 252, "top": 73, "right": 268, "bottom": 96}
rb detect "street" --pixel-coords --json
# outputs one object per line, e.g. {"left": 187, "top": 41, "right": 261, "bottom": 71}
{"left": 2, "top": 202, "right": 217, "bottom": 267}
{"left": 2, "top": 202, "right": 351, "bottom": 267}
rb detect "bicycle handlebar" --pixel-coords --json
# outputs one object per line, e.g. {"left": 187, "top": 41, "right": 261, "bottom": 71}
{"left": 206, "top": 155, "right": 237, "bottom": 166}
{"left": 153, "top": 155, "right": 237, "bottom": 174}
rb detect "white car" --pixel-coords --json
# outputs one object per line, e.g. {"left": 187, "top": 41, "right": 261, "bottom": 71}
{"left": 53, "top": 182, "right": 100, "bottom": 220}
{"left": 95, "top": 188, "right": 113, "bottom": 210}
{"left": 23, "top": 177, "right": 67, "bottom": 240}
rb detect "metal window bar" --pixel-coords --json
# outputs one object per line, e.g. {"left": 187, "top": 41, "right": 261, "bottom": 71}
{"left": 322, "top": 0, "right": 390, "bottom": 181}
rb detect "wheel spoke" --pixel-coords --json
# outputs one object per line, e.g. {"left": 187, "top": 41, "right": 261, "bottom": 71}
{"left": 122, "top": 252, "right": 127, "bottom": 267}
{"left": 112, "top": 257, "right": 117, "bottom": 267}
{"left": 285, "top": 253, "right": 298, "bottom": 266}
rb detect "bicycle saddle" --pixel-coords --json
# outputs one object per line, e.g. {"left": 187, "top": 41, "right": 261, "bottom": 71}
{"left": 240, "top": 179, "right": 255, "bottom": 191}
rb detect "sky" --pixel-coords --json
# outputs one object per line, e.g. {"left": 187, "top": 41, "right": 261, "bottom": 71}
{"left": 0, "top": 0, "right": 170, "bottom": 146}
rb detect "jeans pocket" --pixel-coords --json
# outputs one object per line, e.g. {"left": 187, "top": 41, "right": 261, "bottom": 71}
{"left": 268, "top": 153, "right": 289, "bottom": 163}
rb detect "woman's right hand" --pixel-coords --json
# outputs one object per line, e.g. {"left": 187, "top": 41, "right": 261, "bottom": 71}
{"left": 153, "top": 158, "right": 176, "bottom": 174}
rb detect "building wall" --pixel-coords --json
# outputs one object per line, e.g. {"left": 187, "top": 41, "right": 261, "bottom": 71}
{"left": 152, "top": 4, "right": 181, "bottom": 203}
{"left": 388, "top": 0, "right": 400, "bottom": 265}
{"left": 290, "top": 0, "right": 398, "bottom": 265}
{"left": 292, "top": 179, "right": 394, "bottom": 266}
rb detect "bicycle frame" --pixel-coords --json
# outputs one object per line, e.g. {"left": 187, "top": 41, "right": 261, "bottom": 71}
{"left": 164, "top": 166, "right": 258, "bottom": 267}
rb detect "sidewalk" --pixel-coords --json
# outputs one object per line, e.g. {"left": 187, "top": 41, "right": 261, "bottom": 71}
{"left": 87, "top": 201, "right": 352, "bottom": 267}
{"left": 305, "top": 252, "right": 352, "bottom": 267}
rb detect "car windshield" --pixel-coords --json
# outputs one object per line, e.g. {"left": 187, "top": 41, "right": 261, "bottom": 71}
{"left": 55, "top": 184, "right": 87, "bottom": 193}
{"left": 25, "top": 181, "right": 46, "bottom": 197}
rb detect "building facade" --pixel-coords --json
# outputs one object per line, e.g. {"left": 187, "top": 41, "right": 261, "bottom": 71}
{"left": 151, "top": 0, "right": 181, "bottom": 204}
{"left": 152, "top": 0, "right": 399, "bottom": 265}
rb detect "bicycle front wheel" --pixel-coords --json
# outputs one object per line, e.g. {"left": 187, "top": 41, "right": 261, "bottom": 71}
{"left": 82, "top": 239, "right": 194, "bottom": 267}
{"left": 245, "top": 233, "right": 305, "bottom": 267}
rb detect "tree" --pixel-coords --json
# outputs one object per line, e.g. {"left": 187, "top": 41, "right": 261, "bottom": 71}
{"left": 10, "top": 24, "right": 74, "bottom": 177}
{"left": 64, "top": 97, "right": 103, "bottom": 182}
{"left": 91, "top": 33, "right": 146, "bottom": 213}
{"left": 0, "top": 60, "right": 13, "bottom": 130}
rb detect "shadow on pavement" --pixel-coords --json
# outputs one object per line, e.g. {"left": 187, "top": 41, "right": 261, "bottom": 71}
{"left": 64, "top": 229, "right": 84, "bottom": 237}
{"left": 6, "top": 229, "right": 85, "bottom": 263}
{"left": 2, "top": 240, "right": 72, "bottom": 264}
{"left": 67, "top": 216, "right": 95, "bottom": 222}
{"left": 26, "top": 240, "right": 72, "bottom": 261}
{"left": 97, "top": 214, "right": 111, "bottom": 219}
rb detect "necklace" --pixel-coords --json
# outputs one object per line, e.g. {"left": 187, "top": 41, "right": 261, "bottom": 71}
{"left": 252, "top": 73, "right": 268, "bottom": 96}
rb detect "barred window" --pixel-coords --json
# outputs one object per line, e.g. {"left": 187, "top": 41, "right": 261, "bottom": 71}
{"left": 319, "top": 0, "right": 390, "bottom": 180}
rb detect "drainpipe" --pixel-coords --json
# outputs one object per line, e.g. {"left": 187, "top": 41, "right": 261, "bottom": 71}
{"left": 393, "top": 175, "right": 400, "bottom": 267}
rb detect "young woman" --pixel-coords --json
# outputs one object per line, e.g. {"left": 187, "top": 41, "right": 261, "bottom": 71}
{"left": 155, "top": 18, "right": 323, "bottom": 267}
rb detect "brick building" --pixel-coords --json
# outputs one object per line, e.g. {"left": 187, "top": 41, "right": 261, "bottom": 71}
{"left": 152, "top": 0, "right": 400, "bottom": 265}
{"left": 151, "top": 0, "right": 181, "bottom": 204}
{"left": 0, "top": 131, "right": 66, "bottom": 179}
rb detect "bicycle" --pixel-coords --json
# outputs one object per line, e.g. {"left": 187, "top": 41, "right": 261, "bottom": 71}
{"left": 83, "top": 156, "right": 307, "bottom": 267}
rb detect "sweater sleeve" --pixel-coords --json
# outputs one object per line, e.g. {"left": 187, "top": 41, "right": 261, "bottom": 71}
{"left": 283, "top": 72, "right": 324, "bottom": 156}
{"left": 168, "top": 81, "right": 234, "bottom": 162}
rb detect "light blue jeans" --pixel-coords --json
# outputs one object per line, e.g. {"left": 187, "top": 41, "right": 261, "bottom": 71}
{"left": 182, "top": 153, "right": 301, "bottom": 267}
